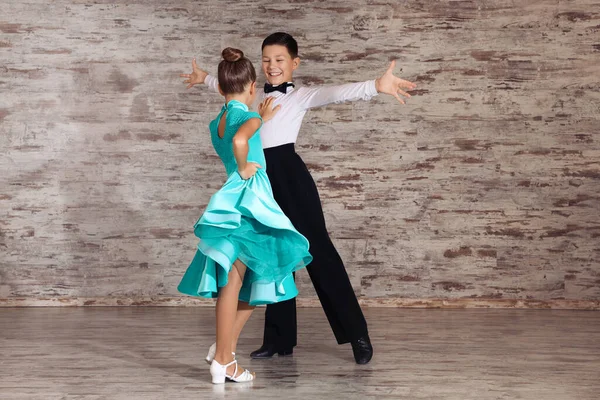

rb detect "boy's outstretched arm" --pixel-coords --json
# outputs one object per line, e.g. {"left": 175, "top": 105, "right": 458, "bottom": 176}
{"left": 298, "top": 60, "right": 416, "bottom": 109}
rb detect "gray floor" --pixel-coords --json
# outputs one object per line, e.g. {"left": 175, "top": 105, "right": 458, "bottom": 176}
{"left": 1, "top": 307, "right": 599, "bottom": 400}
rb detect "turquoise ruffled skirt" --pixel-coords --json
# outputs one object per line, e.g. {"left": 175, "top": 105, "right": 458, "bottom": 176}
{"left": 178, "top": 170, "right": 312, "bottom": 306}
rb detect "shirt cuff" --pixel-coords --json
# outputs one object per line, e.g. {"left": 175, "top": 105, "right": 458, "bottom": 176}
{"left": 366, "top": 80, "right": 378, "bottom": 97}
{"left": 205, "top": 74, "right": 218, "bottom": 89}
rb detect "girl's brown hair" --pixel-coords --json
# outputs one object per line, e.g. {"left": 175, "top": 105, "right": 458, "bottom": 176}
{"left": 218, "top": 47, "right": 256, "bottom": 94}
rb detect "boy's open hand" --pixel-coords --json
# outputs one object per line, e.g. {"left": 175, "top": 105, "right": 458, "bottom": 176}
{"left": 375, "top": 60, "right": 417, "bottom": 104}
{"left": 180, "top": 58, "right": 208, "bottom": 89}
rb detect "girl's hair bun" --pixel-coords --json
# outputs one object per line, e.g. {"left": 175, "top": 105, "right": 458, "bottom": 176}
{"left": 222, "top": 47, "right": 243, "bottom": 62}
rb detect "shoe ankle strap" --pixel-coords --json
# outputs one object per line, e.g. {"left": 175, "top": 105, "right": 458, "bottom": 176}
{"left": 225, "top": 359, "right": 238, "bottom": 378}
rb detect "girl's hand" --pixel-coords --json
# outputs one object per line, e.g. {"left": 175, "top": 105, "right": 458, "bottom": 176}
{"left": 258, "top": 97, "right": 282, "bottom": 122}
{"left": 374, "top": 60, "right": 417, "bottom": 104}
{"left": 180, "top": 58, "right": 208, "bottom": 89}
{"left": 238, "top": 162, "right": 262, "bottom": 180}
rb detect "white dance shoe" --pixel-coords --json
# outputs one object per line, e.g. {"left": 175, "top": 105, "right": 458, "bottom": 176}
{"left": 210, "top": 359, "right": 255, "bottom": 384}
{"left": 205, "top": 342, "right": 235, "bottom": 364}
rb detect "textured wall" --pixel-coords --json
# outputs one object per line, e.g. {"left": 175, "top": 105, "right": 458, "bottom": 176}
{"left": 1, "top": 1, "right": 599, "bottom": 307}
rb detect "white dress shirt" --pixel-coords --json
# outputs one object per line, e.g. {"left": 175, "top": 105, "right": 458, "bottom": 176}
{"left": 205, "top": 75, "right": 378, "bottom": 149}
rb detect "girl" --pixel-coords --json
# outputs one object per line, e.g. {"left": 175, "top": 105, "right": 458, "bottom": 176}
{"left": 180, "top": 33, "right": 416, "bottom": 365}
{"left": 177, "top": 47, "right": 312, "bottom": 384}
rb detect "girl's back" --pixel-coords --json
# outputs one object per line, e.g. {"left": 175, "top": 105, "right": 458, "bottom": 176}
{"left": 210, "top": 100, "right": 265, "bottom": 177}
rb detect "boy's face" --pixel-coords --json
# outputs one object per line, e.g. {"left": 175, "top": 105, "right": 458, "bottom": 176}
{"left": 261, "top": 45, "right": 300, "bottom": 86}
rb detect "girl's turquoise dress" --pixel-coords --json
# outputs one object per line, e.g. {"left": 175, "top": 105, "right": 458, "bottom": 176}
{"left": 178, "top": 100, "right": 312, "bottom": 305}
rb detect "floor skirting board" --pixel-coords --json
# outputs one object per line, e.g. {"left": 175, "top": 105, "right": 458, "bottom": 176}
{"left": 1, "top": 297, "right": 598, "bottom": 310}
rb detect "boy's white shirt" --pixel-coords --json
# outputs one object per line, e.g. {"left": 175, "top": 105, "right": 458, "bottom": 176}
{"left": 205, "top": 75, "right": 378, "bottom": 149}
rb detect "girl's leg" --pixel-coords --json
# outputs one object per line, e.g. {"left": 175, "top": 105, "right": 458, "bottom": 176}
{"left": 214, "top": 259, "right": 253, "bottom": 378}
{"left": 232, "top": 301, "right": 255, "bottom": 354}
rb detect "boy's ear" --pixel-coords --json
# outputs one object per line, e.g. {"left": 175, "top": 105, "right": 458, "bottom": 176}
{"left": 250, "top": 81, "right": 256, "bottom": 94}
{"left": 292, "top": 57, "right": 300, "bottom": 71}
{"left": 217, "top": 84, "right": 225, "bottom": 96}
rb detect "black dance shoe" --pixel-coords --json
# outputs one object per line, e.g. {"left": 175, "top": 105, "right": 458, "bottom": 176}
{"left": 250, "top": 344, "right": 294, "bottom": 359}
{"left": 351, "top": 335, "right": 373, "bottom": 364}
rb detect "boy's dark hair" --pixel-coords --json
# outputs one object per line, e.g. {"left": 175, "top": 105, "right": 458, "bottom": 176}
{"left": 218, "top": 47, "right": 256, "bottom": 94}
{"left": 261, "top": 32, "right": 299, "bottom": 59}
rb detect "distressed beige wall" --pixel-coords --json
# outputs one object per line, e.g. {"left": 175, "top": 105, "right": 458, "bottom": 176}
{"left": 1, "top": 1, "right": 599, "bottom": 307}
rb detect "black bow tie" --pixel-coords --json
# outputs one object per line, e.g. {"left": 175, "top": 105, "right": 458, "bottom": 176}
{"left": 264, "top": 82, "right": 295, "bottom": 94}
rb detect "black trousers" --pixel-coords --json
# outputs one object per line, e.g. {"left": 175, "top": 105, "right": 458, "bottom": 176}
{"left": 262, "top": 143, "right": 368, "bottom": 348}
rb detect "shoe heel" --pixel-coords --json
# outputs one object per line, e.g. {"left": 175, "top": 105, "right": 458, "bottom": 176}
{"left": 210, "top": 360, "right": 226, "bottom": 384}
{"left": 206, "top": 342, "right": 234, "bottom": 365}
